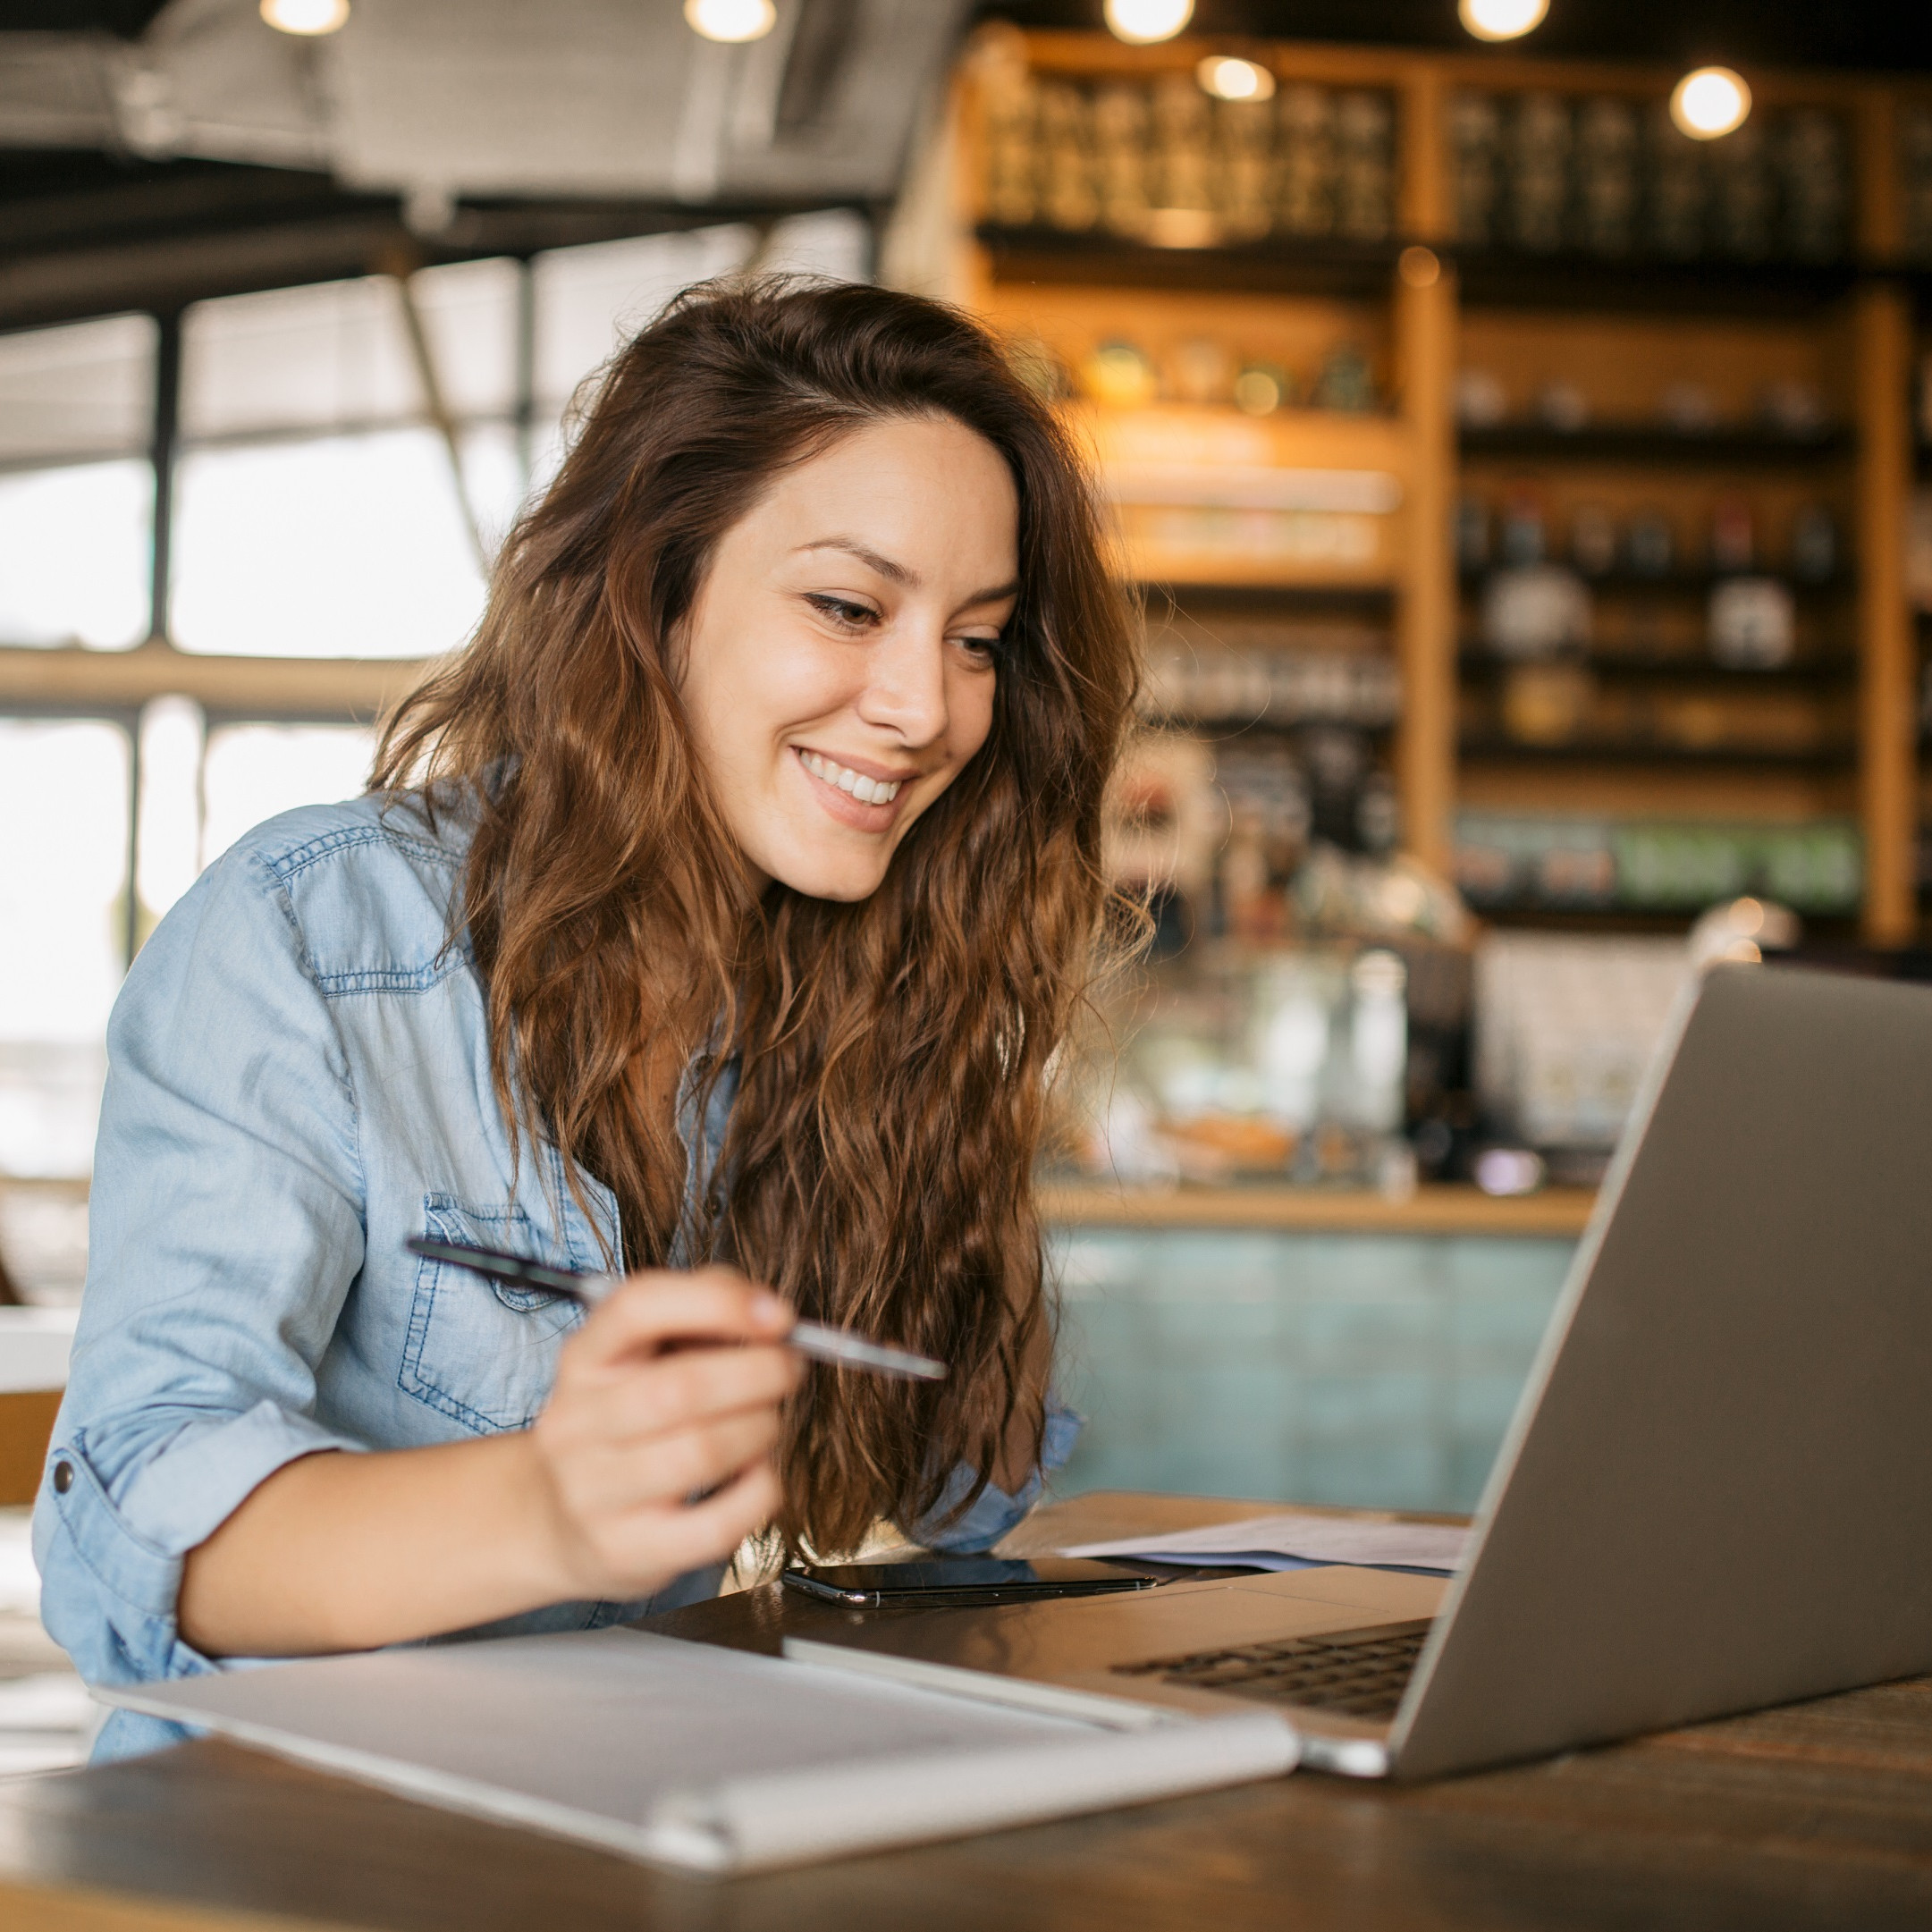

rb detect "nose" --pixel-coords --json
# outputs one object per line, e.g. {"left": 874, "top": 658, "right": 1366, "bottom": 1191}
{"left": 855, "top": 620, "right": 949, "bottom": 748}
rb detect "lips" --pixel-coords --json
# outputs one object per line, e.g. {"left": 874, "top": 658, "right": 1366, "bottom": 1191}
{"left": 797, "top": 748, "right": 909, "bottom": 806}
{"left": 791, "top": 745, "right": 923, "bottom": 832}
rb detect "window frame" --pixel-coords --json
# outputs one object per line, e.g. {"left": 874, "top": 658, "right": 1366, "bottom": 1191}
{"left": 0, "top": 210, "right": 876, "bottom": 965}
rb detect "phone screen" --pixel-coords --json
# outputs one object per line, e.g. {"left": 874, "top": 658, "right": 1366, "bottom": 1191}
{"left": 782, "top": 1557, "right": 1156, "bottom": 1606}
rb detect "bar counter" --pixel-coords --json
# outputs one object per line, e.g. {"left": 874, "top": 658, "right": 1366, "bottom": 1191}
{"left": 1042, "top": 1182, "right": 1599, "bottom": 1238}
{"left": 4, "top": 1489, "right": 1928, "bottom": 1931}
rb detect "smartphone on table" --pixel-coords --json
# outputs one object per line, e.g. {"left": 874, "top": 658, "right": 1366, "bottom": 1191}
{"left": 781, "top": 1556, "right": 1160, "bottom": 1609}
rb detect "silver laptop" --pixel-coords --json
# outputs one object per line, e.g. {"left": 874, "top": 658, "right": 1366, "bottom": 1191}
{"left": 790, "top": 964, "right": 1932, "bottom": 1778}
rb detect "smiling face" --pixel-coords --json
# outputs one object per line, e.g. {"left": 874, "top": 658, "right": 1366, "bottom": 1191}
{"left": 676, "top": 414, "right": 1020, "bottom": 903}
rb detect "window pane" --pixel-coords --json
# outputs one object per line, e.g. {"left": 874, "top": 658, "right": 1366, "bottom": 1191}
{"left": 134, "top": 696, "right": 206, "bottom": 927}
{"left": 201, "top": 722, "right": 375, "bottom": 868}
{"left": 0, "top": 459, "right": 152, "bottom": 649}
{"left": 0, "top": 314, "right": 156, "bottom": 465}
{"left": 760, "top": 209, "right": 872, "bottom": 283}
{"left": 460, "top": 419, "right": 528, "bottom": 555}
{"left": 532, "top": 224, "right": 754, "bottom": 412}
{"left": 411, "top": 257, "right": 522, "bottom": 420}
{"left": 0, "top": 720, "right": 130, "bottom": 1178}
{"left": 172, "top": 429, "right": 484, "bottom": 658}
{"left": 181, "top": 277, "right": 422, "bottom": 442}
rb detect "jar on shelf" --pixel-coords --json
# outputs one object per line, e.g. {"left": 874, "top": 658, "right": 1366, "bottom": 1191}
{"left": 1574, "top": 97, "right": 1640, "bottom": 256}
{"left": 1276, "top": 85, "right": 1336, "bottom": 237}
{"left": 1093, "top": 81, "right": 1152, "bottom": 236}
{"left": 1036, "top": 80, "right": 1099, "bottom": 232}
{"left": 1506, "top": 92, "right": 1571, "bottom": 254}
{"left": 1452, "top": 90, "right": 1503, "bottom": 246}
{"left": 1646, "top": 98, "right": 1707, "bottom": 259}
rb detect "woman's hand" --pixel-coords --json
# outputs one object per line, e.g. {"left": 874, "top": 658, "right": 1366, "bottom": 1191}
{"left": 522, "top": 1266, "right": 804, "bottom": 1601}
{"left": 178, "top": 1265, "right": 801, "bottom": 1659}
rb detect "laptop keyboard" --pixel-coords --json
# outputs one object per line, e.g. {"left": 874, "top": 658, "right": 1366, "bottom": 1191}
{"left": 1110, "top": 1621, "right": 1431, "bottom": 1719}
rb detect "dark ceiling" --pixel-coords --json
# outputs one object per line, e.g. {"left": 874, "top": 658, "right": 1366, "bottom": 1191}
{"left": 0, "top": 0, "right": 1925, "bottom": 334}
{"left": 0, "top": 0, "right": 168, "bottom": 30}
{"left": 972, "top": 2, "right": 1932, "bottom": 74}
{"left": 4, "top": 0, "right": 1929, "bottom": 69}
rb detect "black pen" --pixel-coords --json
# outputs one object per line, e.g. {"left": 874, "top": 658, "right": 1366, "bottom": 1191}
{"left": 405, "top": 1236, "right": 948, "bottom": 1382}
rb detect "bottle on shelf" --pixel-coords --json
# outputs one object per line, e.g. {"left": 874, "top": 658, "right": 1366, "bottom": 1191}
{"left": 1708, "top": 494, "right": 1755, "bottom": 575}
{"left": 1570, "top": 503, "right": 1618, "bottom": 578}
{"left": 1624, "top": 509, "right": 1675, "bottom": 578}
{"left": 1789, "top": 503, "right": 1837, "bottom": 584}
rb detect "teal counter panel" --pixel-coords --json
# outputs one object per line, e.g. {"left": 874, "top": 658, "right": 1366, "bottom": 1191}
{"left": 1048, "top": 1228, "right": 1578, "bottom": 1516}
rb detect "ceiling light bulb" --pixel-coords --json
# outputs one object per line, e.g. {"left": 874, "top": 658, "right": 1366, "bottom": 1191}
{"left": 259, "top": 0, "right": 349, "bottom": 34}
{"left": 1671, "top": 66, "right": 1751, "bottom": 140}
{"left": 1456, "top": 0, "right": 1548, "bottom": 42}
{"left": 1196, "top": 57, "right": 1275, "bottom": 103}
{"left": 1104, "top": 0, "right": 1194, "bottom": 46}
{"left": 684, "top": 0, "right": 776, "bottom": 44}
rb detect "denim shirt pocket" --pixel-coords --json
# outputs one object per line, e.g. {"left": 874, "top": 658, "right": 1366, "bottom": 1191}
{"left": 398, "top": 1195, "right": 585, "bottom": 1435}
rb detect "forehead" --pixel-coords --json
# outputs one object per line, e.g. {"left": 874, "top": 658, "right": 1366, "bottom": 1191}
{"left": 748, "top": 416, "right": 1019, "bottom": 567}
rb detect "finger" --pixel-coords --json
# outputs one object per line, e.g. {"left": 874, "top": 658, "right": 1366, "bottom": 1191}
{"left": 580, "top": 1343, "right": 803, "bottom": 1444}
{"left": 612, "top": 1462, "right": 785, "bottom": 1582}
{"left": 548, "top": 1340, "right": 799, "bottom": 1454}
{"left": 567, "top": 1270, "right": 793, "bottom": 1372}
{"left": 561, "top": 1409, "right": 786, "bottom": 1519}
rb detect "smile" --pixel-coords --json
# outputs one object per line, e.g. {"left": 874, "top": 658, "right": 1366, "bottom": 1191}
{"left": 797, "top": 749, "right": 908, "bottom": 806}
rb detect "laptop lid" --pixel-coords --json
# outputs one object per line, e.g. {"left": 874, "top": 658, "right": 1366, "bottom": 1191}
{"left": 1389, "top": 964, "right": 1932, "bottom": 1779}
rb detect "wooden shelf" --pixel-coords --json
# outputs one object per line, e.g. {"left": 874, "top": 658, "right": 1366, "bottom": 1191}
{"left": 1454, "top": 249, "right": 1860, "bottom": 317}
{"left": 976, "top": 224, "right": 1401, "bottom": 300}
{"left": 1457, "top": 569, "right": 1853, "bottom": 598}
{"left": 1460, "top": 736, "right": 1856, "bottom": 769}
{"left": 1459, "top": 426, "right": 1853, "bottom": 467}
{"left": 1472, "top": 905, "right": 1861, "bottom": 936}
{"left": 1472, "top": 905, "right": 1695, "bottom": 932}
{"left": 1160, "top": 710, "right": 1396, "bottom": 735}
{"left": 947, "top": 30, "right": 1921, "bottom": 938}
{"left": 1144, "top": 581, "right": 1396, "bottom": 606}
{"left": 1041, "top": 1181, "right": 1597, "bottom": 1238}
{"left": 1457, "top": 650, "right": 1857, "bottom": 684}
{"left": 978, "top": 236, "right": 1863, "bottom": 318}
{"left": 1074, "top": 402, "right": 1410, "bottom": 592}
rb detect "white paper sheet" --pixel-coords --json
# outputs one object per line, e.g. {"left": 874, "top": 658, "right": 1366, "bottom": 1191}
{"left": 102, "top": 1627, "right": 1297, "bottom": 1873}
{"left": 1059, "top": 1510, "right": 1469, "bottom": 1574}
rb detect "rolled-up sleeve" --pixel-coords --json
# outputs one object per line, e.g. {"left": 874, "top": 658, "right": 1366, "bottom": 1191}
{"left": 907, "top": 1396, "right": 1083, "bottom": 1553}
{"left": 32, "top": 839, "right": 367, "bottom": 1698}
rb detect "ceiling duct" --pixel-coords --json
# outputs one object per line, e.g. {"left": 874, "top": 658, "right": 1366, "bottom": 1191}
{"left": 0, "top": 0, "right": 969, "bottom": 213}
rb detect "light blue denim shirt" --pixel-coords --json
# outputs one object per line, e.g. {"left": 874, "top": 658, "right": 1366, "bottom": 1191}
{"left": 34, "top": 793, "right": 1077, "bottom": 1761}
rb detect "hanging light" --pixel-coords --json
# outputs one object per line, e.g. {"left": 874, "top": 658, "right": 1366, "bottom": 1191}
{"left": 1670, "top": 66, "right": 1751, "bottom": 140}
{"left": 1196, "top": 57, "right": 1275, "bottom": 103}
{"left": 1104, "top": 0, "right": 1194, "bottom": 46}
{"left": 1457, "top": 0, "right": 1548, "bottom": 43}
{"left": 684, "top": 0, "right": 776, "bottom": 44}
{"left": 259, "top": 0, "right": 349, "bottom": 34}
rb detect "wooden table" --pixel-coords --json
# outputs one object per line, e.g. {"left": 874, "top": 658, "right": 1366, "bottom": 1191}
{"left": 4, "top": 1490, "right": 1931, "bottom": 1932}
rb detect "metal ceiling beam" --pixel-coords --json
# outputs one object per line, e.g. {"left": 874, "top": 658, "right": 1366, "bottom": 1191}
{"left": 0, "top": 188, "right": 873, "bottom": 332}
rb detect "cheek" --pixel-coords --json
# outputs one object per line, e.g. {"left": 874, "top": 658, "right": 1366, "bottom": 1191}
{"left": 950, "top": 668, "right": 998, "bottom": 762}
{"left": 695, "top": 629, "right": 847, "bottom": 776}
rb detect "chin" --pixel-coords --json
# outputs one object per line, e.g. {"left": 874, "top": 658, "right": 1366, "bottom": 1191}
{"left": 765, "top": 847, "right": 894, "bottom": 904}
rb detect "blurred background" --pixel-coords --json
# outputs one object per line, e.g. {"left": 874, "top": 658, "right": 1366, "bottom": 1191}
{"left": 4, "top": 4, "right": 1932, "bottom": 1759}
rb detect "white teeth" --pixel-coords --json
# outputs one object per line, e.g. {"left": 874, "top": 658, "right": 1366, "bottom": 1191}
{"left": 799, "top": 750, "right": 902, "bottom": 806}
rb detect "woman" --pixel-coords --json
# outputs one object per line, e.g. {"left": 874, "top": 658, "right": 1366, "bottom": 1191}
{"left": 35, "top": 278, "right": 1136, "bottom": 1760}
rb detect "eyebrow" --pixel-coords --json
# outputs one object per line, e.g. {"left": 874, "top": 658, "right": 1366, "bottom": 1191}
{"left": 797, "top": 538, "right": 1019, "bottom": 610}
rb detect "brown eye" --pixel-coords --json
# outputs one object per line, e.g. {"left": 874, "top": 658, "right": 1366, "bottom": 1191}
{"left": 806, "top": 595, "right": 876, "bottom": 629}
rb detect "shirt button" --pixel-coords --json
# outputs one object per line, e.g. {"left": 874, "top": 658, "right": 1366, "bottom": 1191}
{"left": 52, "top": 1460, "right": 73, "bottom": 1495}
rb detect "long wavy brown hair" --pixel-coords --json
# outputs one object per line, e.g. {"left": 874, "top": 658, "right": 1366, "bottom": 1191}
{"left": 374, "top": 276, "right": 1136, "bottom": 1556}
